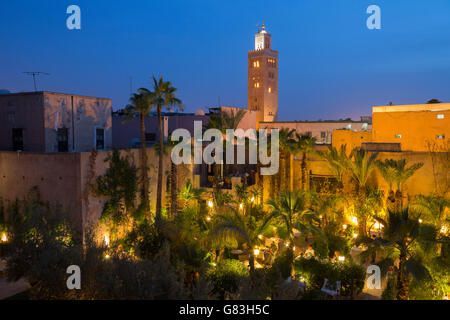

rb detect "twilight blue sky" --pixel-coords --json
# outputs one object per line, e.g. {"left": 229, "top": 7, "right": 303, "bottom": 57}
{"left": 1, "top": 0, "right": 450, "bottom": 120}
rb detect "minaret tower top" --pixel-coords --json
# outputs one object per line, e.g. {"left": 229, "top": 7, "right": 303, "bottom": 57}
{"left": 248, "top": 23, "right": 279, "bottom": 125}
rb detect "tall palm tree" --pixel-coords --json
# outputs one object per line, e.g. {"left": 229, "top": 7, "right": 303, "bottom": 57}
{"left": 360, "top": 207, "right": 432, "bottom": 300}
{"left": 267, "top": 191, "right": 320, "bottom": 277}
{"left": 144, "top": 76, "right": 182, "bottom": 224}
{"left": 278, "top": 128, "right": 296, "bottom": 192}
{"left": 295, "top": 133, "right": 317, "bottom": 190}
{"left": 207, "top": 108, "right": 246, "bottom": 193}
{"left": 124, "top": 90, "right": 152, "bottom": 215}
{"left": 318, "top": 145, "right": 350, "bottom": 193}
{"left": 377, "top": 159, "right": 424, "bottom": 211}
{"left": 346, "top": 149, "right": 378, "bottom": 235}
{"left": 208, "top": 205, "right": 276, "bottom": 274}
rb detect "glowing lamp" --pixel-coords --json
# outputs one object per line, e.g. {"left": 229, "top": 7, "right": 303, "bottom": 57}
{"left": 254, "top": 249, "right": 260, "bottom": 256}
{"left": 353, "top": 233, "right": 358, "bottom": 238}
{"left": 206, "top": 216, "right": 211, "bottom": 222}
{"left": 258, "top": 234, "right": 263, "bottom": 240}
{"left": 338, "top": 256, "right": 345, "bottom": 262}
{"left": 250, "top": 196, "right": 255, "bottom": 203}
{"left": 418, "top": 219, "right": 423, "bottom": 224}
{"left": 207, "top": 200, "right": 214, "bottom": 208}
{"left": 342, "top": 224, "right": 347, "bottom": 230}
{"left": 1, "top": 232, "right": 7, "bottom": 242}
{"left": 104, "top": 234, "right": 110, "bottom": 246}
{"left": 350, "top": 217, "right": 358, "bottom": 226}
{"left": 239, "top": 203, "right": 243, "bottom": 210}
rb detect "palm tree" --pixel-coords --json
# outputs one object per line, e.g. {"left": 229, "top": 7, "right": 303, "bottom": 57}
{"left": 295, "top": 133, "right": 317, "bottom": 190}
{"left": 278, "top": 128, "right": 296, "bottom": 192}
{"left": 207, "top": 108, "right": 246, "bottom": 192}
{"left": 124, "top": 90, "right": 152, "bottom": 215}
{"left": 377, "top": 159, "right": 424, "bottom": 211}
{"left": 318, "top": 145, "right": 349, "bottom": 193}
{"left": 360, "top": 207, "right": 432, "bottom": 300}
{"left": 267, "top": 191, "right": 320, "bottom": 277}
{"left": 208, "top": 205, "right": 276, "bottom": 274}
{"left": 144, "top": 76, "right": 182, "bottom": 224}
{"left": 346, "top": 149, "right": 378, "bottom": 235}
{"left": 179, "top": 180, "right": 205, "bottom": 207}
{"left": 410, "top": 195, "right": 449, "bottom": 228}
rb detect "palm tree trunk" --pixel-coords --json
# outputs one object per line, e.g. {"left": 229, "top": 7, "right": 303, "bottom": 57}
{"left": 156, "top": 105, "right": 164, "bottom": 223}
{"left": 301, "top": 152, "right": 307, "bottom": 190}
{"left": 170, "top": 161, "right": 177, "bottom": 220}
{"left": 358, "top": 186, "right": 367, "bottom": 236}
{"left": 396, "top": 248, "right": 409, "bottom": 300}
{"left": 249, "top": 252, "right": 255, "bottom": 275}
{"left": 395, "top": 190, "right": 403, "bottom": 213}
{"left": 140, "top": 113, "right": 149, "bottom": 217}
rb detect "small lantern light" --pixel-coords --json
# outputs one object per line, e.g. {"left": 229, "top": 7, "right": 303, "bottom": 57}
{"left": 1, "top": 232, "right": 7, "bottom": 242}
{"left": 207, "top": 200, "right": 214, "bottom": 208}
{"left": 338, "top": 256, "right": 345, "bottom": 262}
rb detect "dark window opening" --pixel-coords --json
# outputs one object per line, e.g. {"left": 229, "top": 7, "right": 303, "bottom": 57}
{"left": 12, "top": 128, "right": 23, "bottom": 151}
{"left": 96, "top": 128, "right": 105, "bottom": 150}
{"left": 57, "top": 128, "right": 69, "bottom": 152}
{"left": 145, "top": 133, "right": 156, "bottom": 142}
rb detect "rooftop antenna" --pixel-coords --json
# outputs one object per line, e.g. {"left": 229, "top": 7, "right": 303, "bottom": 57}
{"left": 23, "top": 72, "right": 50, "bottom": 92}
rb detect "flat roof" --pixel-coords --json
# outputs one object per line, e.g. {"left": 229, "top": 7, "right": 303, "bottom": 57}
{"left": 0, "top": 91, "right": 111, "bottom": 100}
{"left": 373, "top": 103, "right": 450, "bottom": 113}
{"left": 260, "top": 120, "right": 368, "bottom": 124}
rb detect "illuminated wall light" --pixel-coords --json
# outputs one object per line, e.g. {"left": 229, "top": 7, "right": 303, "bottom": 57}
{"left": 338, "top": 256, "right": 345, "bottom": 262}
{"left": 206, "top": 216, "right": 211, "bottom": 222}
{"left": 418, "top": 219, "right": 423, "bottom": 224}
{"left": 285, "top": 242, "right": 289, "bottom": 247}
{"left": 254, "top": 249, "right": 260, "bottom": 256}
{"left": 1, "top": 232, "right": 7, "bottom": 242}
{"left": 105, "top": 254, "right": 110, "bottom": 259}
{"left": 353, "top": 233, "right": 358, "bottom": 238}
{"left": 207, "top": 200, "right": 214, "bottom": 208}
{"left": 350, "top": 217, "right": 358, "bottom": 226}
{"left": 268, "top": 87, "right": 272, "bottom": 93}
{"left": 342, "top": 224, "right": 347, "bottom": 230}
{"left": 239, "top": 203, "right": 243, "bottom": 210}
{"left": 250, "top": 196, "right": 255, "bottom": 203}
{"left": 258, "top": 234, "right": 263, "bottom": 240}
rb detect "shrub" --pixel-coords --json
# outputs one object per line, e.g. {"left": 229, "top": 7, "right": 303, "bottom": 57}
{"left": 295, "top": 257, "right": 365, "bottom": 298}
{"left": 206, "top": 259, "right": 249, "bottom": 299}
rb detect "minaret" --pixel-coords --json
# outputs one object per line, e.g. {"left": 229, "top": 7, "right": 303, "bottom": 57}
{"left": 248, "top": 23, "right": 279, "bottom": 126}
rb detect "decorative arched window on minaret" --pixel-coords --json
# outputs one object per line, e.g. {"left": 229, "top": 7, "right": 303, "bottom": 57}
{"left": 248, "top": 23, "right": 278, "bottom": 126}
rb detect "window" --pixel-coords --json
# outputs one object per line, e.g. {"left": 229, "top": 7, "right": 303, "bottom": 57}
{"left": 57, "top": 128, "right": 69, "bottom": 152}
{"left": 305, "top": 131, "right": 312, "bottom": 137}
{"left": 437, "top": 114, "right": 444, "bottom": 119}
{"left": 436, "top": 134, "right": 446, "bottom": 140}
{"left": 254, "top": 82, "right": 260, "bottom": 88}
{"left": 395, "top": 134, "right": 402, "bottom": 139}
{"left": 268, "top": 87, "right": 272, "bottom": 93}
{"left": 320, "top": 131, "right": 326, "bottom": 139}
{"left": 253, "top": 60, "right": 260, "bottom": 68}
{"left": 12, "top": 128, "right": 23, "bottom": 151}
{"left": 96, "top": 128, "right": 105, "bottom": 150}
{"left": 7, "top": 112, "right": 15, "bottom": 123}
